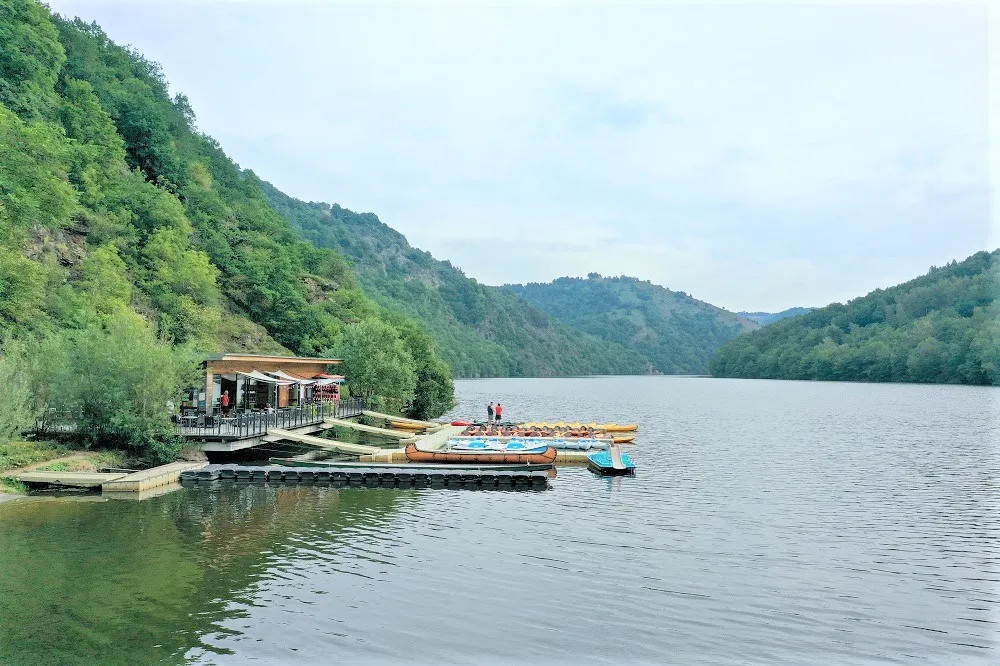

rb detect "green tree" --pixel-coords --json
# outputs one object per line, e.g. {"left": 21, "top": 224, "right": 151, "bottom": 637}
{"left": 0, "top": 342, "right": 36, "bottom": 443}
{"left": 339, "top": 319, "right": 417, "bottom": 413}
{"left": 28, "top": 312, "right": 198, "bottom": 462}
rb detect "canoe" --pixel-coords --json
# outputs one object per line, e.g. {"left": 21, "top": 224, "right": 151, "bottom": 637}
{"left": 391, "top": 421, "right": 426, "bottom": 431}
{"left": 613, "top": 435, "right": 636, "bottom": 444}
{"left": 451, "top": 420, "right": 472, "bottom": 426}
{"left": 587, "top": 448, "right": 636, "bottom": 476}
{"left": 405, "top": 443, "right": 557, "bottom": 465}
{"left": 272, "top": 458, "right": 553, "bottom": 472}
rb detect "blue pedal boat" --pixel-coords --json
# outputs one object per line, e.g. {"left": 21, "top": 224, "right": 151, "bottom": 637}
{"left": 587, "top": 446, "right": 636, "bottom": 476}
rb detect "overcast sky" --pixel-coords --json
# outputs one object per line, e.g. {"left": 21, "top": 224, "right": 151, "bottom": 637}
{"left": 47, "top": 0, "right": 996, "bottom": 312}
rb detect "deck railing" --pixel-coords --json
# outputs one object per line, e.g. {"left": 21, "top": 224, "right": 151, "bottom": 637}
{"left": 32, "top": 398, "right": 365, "bottom": 442}
{"left": 176, "top": 398, "right": 364, "bottom": 439}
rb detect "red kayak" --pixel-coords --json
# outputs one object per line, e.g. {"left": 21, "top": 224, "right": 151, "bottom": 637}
{"left": 451, "top": 420, "right": 472, "bottom": 426}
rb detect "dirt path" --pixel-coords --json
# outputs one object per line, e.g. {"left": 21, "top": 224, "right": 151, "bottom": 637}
{"left": 3, "top": 451, "right": 100, "bottom": 477}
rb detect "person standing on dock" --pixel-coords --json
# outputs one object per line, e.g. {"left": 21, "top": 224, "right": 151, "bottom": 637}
{"left": 487, "top": 401, "right": 494, "bottom": 423}
{"left": 221, "top": 390, "right": 230, "bottom": 416}
{"left": 495, "top": 403, "right": 503, "bottom": 423}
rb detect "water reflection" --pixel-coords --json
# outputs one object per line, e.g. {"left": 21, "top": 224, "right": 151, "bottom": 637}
{"left": 0, "top": 485, "right": 401, "bottom": 663}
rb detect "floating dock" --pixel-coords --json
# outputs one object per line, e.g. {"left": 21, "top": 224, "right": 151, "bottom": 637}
{"left": 15, "top": 472, "right": 126, "bottom": 489}
{"left": 181, "top": 464, "right": 551, "bottom": 489}
{"left": 15, "top": 461, "right": 208, "bottom": 493}
{"left": 101, "top": 462, "right": 207, "bottom": 492}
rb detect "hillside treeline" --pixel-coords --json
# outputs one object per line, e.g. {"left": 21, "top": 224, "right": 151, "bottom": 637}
{"left": 0, "top": 0, "right": 452, "bottom": 459}
{"left": 709, "top": 250, "right": 999, "bottom": 385}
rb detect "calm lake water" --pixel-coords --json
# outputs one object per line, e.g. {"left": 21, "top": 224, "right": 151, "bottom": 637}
{"left": 1, "top": 377, "right": 997, "bottom": 664}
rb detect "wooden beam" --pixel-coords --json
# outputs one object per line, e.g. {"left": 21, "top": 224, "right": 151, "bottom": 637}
{"left": 267, "top": 428, "right": 381, "bottom": 455}
{"left": 362, "top": 410, "right": 439, "bottom": 428}
{"left": 321, "top": 418, "right": 411, "bottom": 439}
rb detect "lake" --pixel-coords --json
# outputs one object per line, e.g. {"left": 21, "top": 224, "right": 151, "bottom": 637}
{"left": 1, "top": 377, "right": 997, "bottom": 664}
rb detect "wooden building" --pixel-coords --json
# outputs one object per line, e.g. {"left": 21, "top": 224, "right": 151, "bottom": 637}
{"left": 196, "top": 354, "right": 343, "bottom": 414}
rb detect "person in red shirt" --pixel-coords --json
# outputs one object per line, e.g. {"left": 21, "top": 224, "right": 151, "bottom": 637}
{"left": 495, "top": 403, "right": 503, "bottom": 423}
{"left": 221, "top": 390, "right": 230, "bottom": 415}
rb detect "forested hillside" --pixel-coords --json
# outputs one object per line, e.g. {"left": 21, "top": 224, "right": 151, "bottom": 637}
{"left": 710, "top": 251, "right": 999, "bottom": 385}
{"left": 262, "top": 185, "right": 649, "bottom": 377}
{"left": 739, "top": 307, "right": 813, "bottom": 326}
{"left": 0, "top": 0, "right": 452, "bottom": 460}
{"left": 508, "top": 275, "right": 757, "bottom": 374}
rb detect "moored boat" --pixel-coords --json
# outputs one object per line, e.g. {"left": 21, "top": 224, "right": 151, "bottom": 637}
{"left": 587, "top": 446, "right": 636, "bottom": 476}
{"left": 405, "top": 443, "right": 557, "bottom": 465}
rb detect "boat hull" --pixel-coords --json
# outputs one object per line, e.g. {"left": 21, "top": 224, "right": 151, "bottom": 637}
{"left": 587, "top": 450, "right": 636, "bottom": 476}
{"left": 405, "top": 443, "right": 557, "bottom": 465}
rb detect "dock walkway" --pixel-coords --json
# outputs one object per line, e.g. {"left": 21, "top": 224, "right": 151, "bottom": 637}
{"left": 322, "top": 418, "right": 411, "bottom": 440}
{"left": 264, "top": 429, "right": 381, "bottom": 455}
{"left": 181, "top": 463, "right": 550, "bottom": 489}
{"left": 361, "top": 410, "right": 442, "bottom": 430}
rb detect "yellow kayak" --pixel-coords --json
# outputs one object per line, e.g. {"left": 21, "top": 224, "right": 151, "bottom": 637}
{"left": 613, "top": 435, "right": 636, "bottom": 444}
{"left": 391, "top": 421, "right": 426, "bottom": 431}
{"left": 517, "top": 421, "right": 638, "bottom": 432}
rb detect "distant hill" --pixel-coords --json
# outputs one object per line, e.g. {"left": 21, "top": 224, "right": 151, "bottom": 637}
{"left": 261, "top": 186, "right": 649, "bottom": 378}
{"left": 738, "top": 308, "right": 814, "bottom": 326}
{"left": 711, "top": 250, "right": 999, "bottom": 385}
{"left": 508, "top": 275, "right": 758, "bottom": 374}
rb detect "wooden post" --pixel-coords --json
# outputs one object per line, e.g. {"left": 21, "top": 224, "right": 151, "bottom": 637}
{"left": 205, "top": 366, "right": 214, "bottom": 415}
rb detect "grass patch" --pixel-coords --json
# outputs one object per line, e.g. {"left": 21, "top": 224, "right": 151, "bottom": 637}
{"left": 0, "top": 477, "right": 28, "bottom": 495}
{"left": 0, "top": 440, "right": 68, "bottom": 472}
{"left": 35, "top": 450, "right": 127, "bottom": 473}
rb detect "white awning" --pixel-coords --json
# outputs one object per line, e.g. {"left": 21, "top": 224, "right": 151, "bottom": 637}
{"left": 237, "top": 370, "right": 293, "bottom": 385}
{"left": 266, "top": 370, "right": 317, "bottom": 385}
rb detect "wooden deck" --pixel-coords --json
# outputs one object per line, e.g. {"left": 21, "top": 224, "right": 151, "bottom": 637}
{"left": 102, "top": 462, "right": 207, "bottom": 493}
{"left": 16, "top": 472, "right": 126, "bottom": 488}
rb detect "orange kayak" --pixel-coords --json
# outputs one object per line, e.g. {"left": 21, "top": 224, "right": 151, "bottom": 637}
{"left": 404, "top": 443, "right": 557, "bottom": 465}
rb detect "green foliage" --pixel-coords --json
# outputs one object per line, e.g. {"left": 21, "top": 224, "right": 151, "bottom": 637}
{"left": 27, "top": 313, "right": 198, "bottom": 462}
{"left": 510, "top": 275, "right": 758, "bottom": 374}
{"left": 339, "top": 319, "right": 417, "bottom": 413}
{"left": 0, "top": 252, "right": 47, "bottom": 336}
{"left": 0, "top": 343, "right": 37, "bottom": 444}
{"left": 392, "top": 317, "right": 455, "bottom": 419}
{"left": 0, "top": 0, "right": 65, "bottom": 121}
{"left": 710, "top": 250, "right": 1000, "bottom": 385}
{"left": 0, "top": 104, "right": 77, "bottom": 243}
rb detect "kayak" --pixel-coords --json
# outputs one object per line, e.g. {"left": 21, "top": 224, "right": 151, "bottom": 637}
{"left": 391, "top": 421, "right": 426, "bottom": 431}
{"left": 405, "top": 443, "right": 557, "bottom": 465}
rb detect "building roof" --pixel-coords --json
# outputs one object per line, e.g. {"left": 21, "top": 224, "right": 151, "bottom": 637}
{"left": 203, "top": 353, "right": 342, "bottom": 365}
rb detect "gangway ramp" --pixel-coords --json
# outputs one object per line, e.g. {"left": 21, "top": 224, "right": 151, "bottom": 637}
{"left": 321, "top": 418, "right": 412, "bottom": 440}
{"left": 361, "top": 410, "right": 444, "bottom": 431}
{"left": 265, "top": 428, "right": 382, "bottom": 455}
